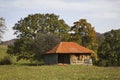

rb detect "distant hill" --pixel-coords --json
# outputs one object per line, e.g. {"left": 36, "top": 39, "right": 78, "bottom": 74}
{"left": 97, "top": 29, "right": 120, "bottom": 38}
{"left": 96, "top": 32, "right": 104, "bottom": 38}
{"left": 0, "top": 39, "right": 16, "bottom": 46}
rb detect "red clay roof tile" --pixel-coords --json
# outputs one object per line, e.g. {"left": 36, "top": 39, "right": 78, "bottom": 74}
{"left": 46, "top": 42, "right": 93, "bottom": 54}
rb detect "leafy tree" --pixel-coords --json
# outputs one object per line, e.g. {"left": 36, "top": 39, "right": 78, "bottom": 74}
{"left": 31, "top": 33, "right": 60, "bottom": 61}
{"left": 0, "top": 17, "right": 6, "bottom": 41}
{"left": 98, "top": 29, "right": 120, "bottom": 66}
{"left": 13, "top": 13, "right": 69, "bottom": 40}
{"left": 70, "top": 19, "right": 98, "bottom": 64}
{"left": 7, "top": 38, "right": 34, "bottom": 61}
{"left": 7, "top": 13, "right": 69, "bottom": 61}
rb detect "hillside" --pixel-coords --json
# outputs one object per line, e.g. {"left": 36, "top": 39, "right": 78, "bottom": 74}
{"left": 0, "top": 39, "right": 16, "bottom": 45}
{"left": 96, "top": 32, "right": 104, "bottom": 38}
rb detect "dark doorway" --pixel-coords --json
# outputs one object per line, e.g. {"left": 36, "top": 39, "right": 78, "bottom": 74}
{"left": 58, "top": 54, "right": 70, "bottom": 64}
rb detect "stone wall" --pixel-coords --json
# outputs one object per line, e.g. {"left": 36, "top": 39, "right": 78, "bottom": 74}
{"left": 70, "top": 54, "right": 92, "bottom": 65}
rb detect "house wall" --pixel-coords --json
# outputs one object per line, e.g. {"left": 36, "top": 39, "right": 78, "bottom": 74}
{"left": 44, "top": 54, "right": 58, "bottom": 65}
{"left": 70, "top": 54, "right": 92, "bottom": 65}
{"left": 44, "top": 53, "right": 92, "bottom": 65}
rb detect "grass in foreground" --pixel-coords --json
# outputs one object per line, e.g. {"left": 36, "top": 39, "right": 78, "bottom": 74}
{"left": 0, "top": 65, "right": 120, "bottom": 80}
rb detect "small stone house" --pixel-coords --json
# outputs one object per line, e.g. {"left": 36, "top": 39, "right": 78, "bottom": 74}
{"left": 44, "top": 42, "right": 93, "bottom": 65}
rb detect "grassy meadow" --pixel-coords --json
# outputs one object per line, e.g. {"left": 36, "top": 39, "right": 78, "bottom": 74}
{"left": 0, "top": 46, "right": 120, "bottom": 80}
{"left": 0, "top": 65, "right": 120, "bottom": 80}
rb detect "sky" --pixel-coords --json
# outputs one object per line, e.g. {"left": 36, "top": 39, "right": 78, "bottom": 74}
{"left": 0, "top": 0, "right": 120, "bottom": 41}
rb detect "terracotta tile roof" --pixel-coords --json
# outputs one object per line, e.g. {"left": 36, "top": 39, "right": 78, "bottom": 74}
{"left": 46, "top": 42, "right": 93, "bottom": 54}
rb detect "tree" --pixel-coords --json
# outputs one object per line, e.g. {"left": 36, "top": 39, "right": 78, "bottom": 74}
{"left": 13, "top": 13, "right": 69, "bottom": 41}
{"left": 96, "top": 33, "right": 104, "bottom": 46}
{"left": 7, "top": 13, "right": 69, "bottom": 61}
{"left": 70, "top": 19, "right": 98, "bottom": 64}
{"left": 7, "top": 38, "right": 34, "bottom": 61}
{"left": 31, "top": 33, "right": 60, "bottom": 61}
{"left": 97, "top": 29, "right": 120, "bottom": 66}
{"left": 0, "top": 17, "right": 6, "bottom": 41}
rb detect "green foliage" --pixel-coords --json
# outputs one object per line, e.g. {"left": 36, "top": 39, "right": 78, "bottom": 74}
{"left": 0, "top": 17, "right": 6, "bottom": 40}
{"left": 70, "top": 19, "right": 96, "bottom": 45}
{"left": 7, "top": 13, "right": 69, "bottom": 61}
{"left": 31, "top": 33, "right": 61, "bottom": 61}
{"left": 96, "top": 35, "right": 104, "bottom": 46}
{"left": 13, "top": 13, "right": 69, "bottom": 40}
{"left": 98, "top": 29, "right": 120, "bottom": 66}
{"left": 0, "top": 65, "right": 120, "bottom": 80}
{"left": 0, "top": 55, "right": 13, "bottom": 65}
{"left": 0, "top": 46, "right": 14, "bottom": 65}
{"left": 7, "top": 39, "right": 34, "bottom": 61}
{"left": 0, "top": 46, "right": 8, "bottom": 59}
{"left": 0, "top": 45, "right": 32, "bottom": 64}
{"left": 70, "top": 19, "right": 98, "bottom": 63}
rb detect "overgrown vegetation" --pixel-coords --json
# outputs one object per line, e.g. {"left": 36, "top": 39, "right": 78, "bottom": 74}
{"left": 0, "top": 46, "right": 7, "bottom": 59}
{"left": 97, "top": 29, "right": 120, "bottom": 66}
{"left": 0, "top": 46, "right": 29, "bottom": 65}
{"left": 31, "top": 33, "right": 60, "bottom": 61}
{"left": 0, "top": 17, "right": 6, "bottom": 41}
{"left": 0, "top": 46, "right": 13, "bottom": 65}
{"left": 0, "top": 55, "right": 13, "bottom": 65}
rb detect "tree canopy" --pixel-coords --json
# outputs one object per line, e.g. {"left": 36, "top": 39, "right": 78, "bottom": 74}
{"left": 0, "top": 17, "right": 6, "bottom": 41}
{"left": 70, "top": 19, "right": 97, "bottom": 47}
{"left": 97, "top": 29, "right": 120, "bottom": 66}
{"left": 31, "top": 33, "right": 60, "bottom": 61}
{"left": 7, "top": 13, "right": 69, "bottom": 61}
{"left": 13, "top": 13, "right": 69, "bottom": 41}
{"left": 69, "top": 19, "right": 98, "bottom": 62}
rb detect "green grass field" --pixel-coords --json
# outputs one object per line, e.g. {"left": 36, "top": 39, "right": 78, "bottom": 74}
{"left": 0, "top": 46, "right": 120, "bottom": 80}
{"left": 0, "top": 65, "right": 120, "bottom": 80}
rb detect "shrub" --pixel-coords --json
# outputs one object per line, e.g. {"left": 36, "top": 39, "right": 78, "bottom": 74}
{"left": 97, "top": 59, "right": 107, "bottom": 67}
{"left": 0, "top": 55, "right": 13, "bottom": 65}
